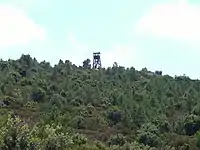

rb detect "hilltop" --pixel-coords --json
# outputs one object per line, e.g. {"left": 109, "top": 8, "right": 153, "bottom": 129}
{"left": 0, "top": 54, "right": 200, "bottom": 150}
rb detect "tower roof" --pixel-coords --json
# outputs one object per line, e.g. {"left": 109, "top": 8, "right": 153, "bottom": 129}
{"left": 93, "top": 52, "right": 100, "bottom": 55}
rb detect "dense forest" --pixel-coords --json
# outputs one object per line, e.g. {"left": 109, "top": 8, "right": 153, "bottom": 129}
{"left": 0, "top": 54, "right": 200, "bottom": 150}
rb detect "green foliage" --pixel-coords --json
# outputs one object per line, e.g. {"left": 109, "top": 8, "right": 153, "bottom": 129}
{"left": 137, "top": 123, "right": 160, "bottom": 148}
{"left": 184, "top": 114, "right": 200, "bottom": 136}
{"left": 1, "top": 54, "right": 200, "bottom": 149}
{"left": 196, "top": 131, "right": 200, "bottom": 147}
{"left": 108, "top": 134, "right": 126, "bottom": 146}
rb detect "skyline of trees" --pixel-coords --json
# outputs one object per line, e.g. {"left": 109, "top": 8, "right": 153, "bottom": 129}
{"left": 0, "top": 54, "right": 199, "bottom": 149}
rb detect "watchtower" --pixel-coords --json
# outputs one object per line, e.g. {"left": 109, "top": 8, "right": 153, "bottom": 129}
{"left": 93, "top": 52, "right": 102, "bottom": 69}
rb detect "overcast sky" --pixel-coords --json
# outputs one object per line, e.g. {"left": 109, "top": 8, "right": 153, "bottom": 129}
{"left": 0, "top": 0, "right": 200, "bottom": 79}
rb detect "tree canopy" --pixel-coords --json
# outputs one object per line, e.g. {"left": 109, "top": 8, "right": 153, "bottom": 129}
{"left": 0, "top": 54, "right": 200, "bottom": 150}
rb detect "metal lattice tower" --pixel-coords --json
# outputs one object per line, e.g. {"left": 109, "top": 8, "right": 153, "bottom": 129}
{"left": 93, "top": 52, "right": 102, "bottom": 69}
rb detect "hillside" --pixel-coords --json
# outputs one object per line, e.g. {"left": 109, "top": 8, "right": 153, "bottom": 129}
{"left": 0, "top": 54, "right": 200, "bottom": 150}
